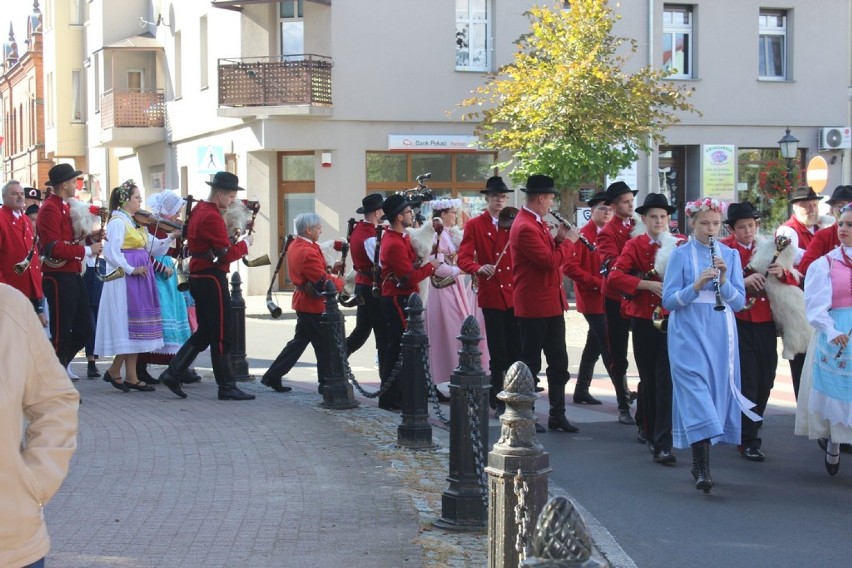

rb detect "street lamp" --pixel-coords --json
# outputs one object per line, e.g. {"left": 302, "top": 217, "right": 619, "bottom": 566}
{"left": 778, "top": 127, "right": 799, "bottom": 215}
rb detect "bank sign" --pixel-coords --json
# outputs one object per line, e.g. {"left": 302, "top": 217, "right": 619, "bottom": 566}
{"left": 388, "top": 135, "right": 480, "bottom": 152}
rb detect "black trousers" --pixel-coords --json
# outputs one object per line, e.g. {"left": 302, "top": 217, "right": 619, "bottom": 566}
{"left": 604, "top": 297, "right": 631, "bottom": 378}
{"left": 82, "top": 263, "right": 104, "bottom": 358}
{"left": 518, "top": 315, "right": 569, "bottom": 417}
{"left": 186, "top": 269, "right": 233, "bottom": 356}
{"left": 737, "top": 319, "right": 778, "bottom": 448}
{"left": 631, "top": 318, "right": 673, "bottom": 451}
{"left": 345, "top": 284, "right": 389, "bottom": 372}
{"left": 43, "top": 272, "right": 93, "bottom": 367}
{"left": 379, "top": 295, "right": 410, "bottom": 408}
{"left": 482, "top": 307, "right": 521, "bottom": 397}
{"left": 265, "top": 312, "right": 326, "bottom": 388}
{"left": 579, "top": 312, "right": 631, "bottom": 411}
{"left": 788, "top": 352, "right": 805, "bottom": 400}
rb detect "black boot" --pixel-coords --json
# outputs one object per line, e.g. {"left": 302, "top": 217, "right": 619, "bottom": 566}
{"left": 212, "top": 353, "right": 255, "bottom": 401}
{"left": 136, "top": 360, "right": 159, "bottom": 384}
{"left": 158, "top": 342, "right": 201, "bottom": 399}
{"left": 87, "top": 360, "right": 101, "bottom": 378}
{"left": 691, "top": 440, "right": 713, "bottom": 494}
{"left": 547, "top": 379, "right": 579, "bottom": 432}
{"left": 572, "top": 376, "right": 601, "bottom": 405}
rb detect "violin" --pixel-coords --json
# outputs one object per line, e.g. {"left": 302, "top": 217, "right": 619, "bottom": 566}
{"left": 132, "top": 209, "right": 183, "bottom": 232}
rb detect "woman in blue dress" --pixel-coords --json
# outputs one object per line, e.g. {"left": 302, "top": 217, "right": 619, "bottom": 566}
{"left": 662, "top": 198, "right": 758, "bottom": 494}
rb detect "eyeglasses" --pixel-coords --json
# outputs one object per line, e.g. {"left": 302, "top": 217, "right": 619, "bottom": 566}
{"left": 595, "top": 206, "right": 612, "bottom": 213}
{"left": 402, "top": 208, "right": 414, "bottom": 215}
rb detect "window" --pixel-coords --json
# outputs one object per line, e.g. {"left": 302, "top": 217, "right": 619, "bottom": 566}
{"left": 174, "top": 32, "right": 182, "bottom": 99}
{"left": 456, "top": 0, "right": 490, "bottom": 72}
{"left": 127, "top": 69, "right": 144, "bottom": 91}
{"left": 70, "top": 0, "right": 85, "bottom": 25}
{"left": 280, "top": 0, "right": 304, "bottom": 57}
{"left": 199, "top": 16, "right": 209, "bottom": 89}
{"left": 662, "top": 5, "right": 693, "bottom": 78}
{"left": 71, "top": 69, "right": 84, "bottom": 122}
{"left": 759, "top": 10, "right": 787, "bottom": 79}
{"left": 46, "top": 72, "right": 54, "bottom": 127}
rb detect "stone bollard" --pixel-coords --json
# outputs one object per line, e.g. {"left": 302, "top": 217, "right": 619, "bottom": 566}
{"left": 320, "top": 280, "right": 359, "bottom": 410}
{"left": 397, "top": 293, "right": 432, "bottom": 449}
{"left": 486, "top": 361, "right": 552, "bottom": 568}
{"left": 521, "top": 496, "right": 609, "bottom": 567}
{"left": 433, "top": 315, "right": 490, "bottom": 531}
{"left": 229, "top": 271, "right": 252, "bottom": 382}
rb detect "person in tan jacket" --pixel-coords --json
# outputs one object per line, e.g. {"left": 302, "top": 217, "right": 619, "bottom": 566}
{"left": 0, "top": 283, "right": 79, "bottom": 568}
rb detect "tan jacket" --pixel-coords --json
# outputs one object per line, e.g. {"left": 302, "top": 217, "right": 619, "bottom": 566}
{"left": 0, "top": 284, "right": 79, "bottom": 568}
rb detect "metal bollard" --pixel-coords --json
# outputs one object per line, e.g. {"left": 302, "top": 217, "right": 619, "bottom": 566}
{"left": 397, "top": 293, "right": 432, "bottom": 449}
{"left": 320, "top": 280, "right": 359, "bottom": 409}
{"left": 521, "top": 496, "right": 609, "bottom": 567}
{"left": 434, "top": 315, "right": 490, "bottom": 531}
{"left": 229, "top": 271, "right": 252, "bottom": 382}
{"left": 486, "top": 361, "right": 552, "bottom": 568}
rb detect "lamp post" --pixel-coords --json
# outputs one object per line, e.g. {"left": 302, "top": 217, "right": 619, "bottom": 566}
{"left": 778, "top": 127, "right": 799, "bottom": 216}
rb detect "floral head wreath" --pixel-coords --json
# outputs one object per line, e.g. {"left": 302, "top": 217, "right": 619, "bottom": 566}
{"left": 840, "top": 203, "right": 852, "bottom": 215}
{"left": 431, "top": 198, "right": 462, "bottom": 212}
{"left": 115, "top": 179, "right": 137, "bottom": 205}
{"left": 685, "top": 197, "right": 725, "bottom": 218}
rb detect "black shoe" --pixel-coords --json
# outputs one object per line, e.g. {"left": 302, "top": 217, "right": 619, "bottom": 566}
{"left": 548, "top": 415, "right": 579, "bottom": 433}
{"left": 87, "top": 361, "right": 101, "bottom": 378}
{"left": 654, "top": 449, "right": 677, "bottom": 465}
{"left": 629, "top": 390, "right": 638, "bottom": 403}
{"left": 573, "top": 391, "right": 602, "bottom": 405}
{"left": 534, "top": 386, "right": 545, "bottom": 393}
{"left": 618, "top": 410, "right": 636, "bottom": 425}
{"left": 535, "top": 422, "right": 547, "bottom": 433}
{"left": 105, "top": 371, "right": 130, "bottom": 393}
{"left": 125, "top": 381, "right": 155, "bottom": 392}
{"left": 218, "top": 387, "right": 256, "bottom": 401}
{"left": 742, "top": 447, "right": 766, "bottom": 462}
{"left": 159, "top": 370, "right": 187, "bottom": 399}
{"left": 825, "top": 451, "right": 840, "bottom": 476}
{"left": 261, "top": 375, "right": 292, "bottom": 393}
{"left": 636, "top": 429, "right": 648, "bottom": 444}
{"left": 136, "top": 362, "right": 159, "bottom": 385}
{"left": 180, "top": 368, "right": 203, "bottom": 384}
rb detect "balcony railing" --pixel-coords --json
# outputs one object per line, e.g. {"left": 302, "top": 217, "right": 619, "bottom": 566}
{"left": 101, "top": 89, "right": 165, "bottom": 129}
{"left": 218, "top": 55, "right": 333, "bottom": 108}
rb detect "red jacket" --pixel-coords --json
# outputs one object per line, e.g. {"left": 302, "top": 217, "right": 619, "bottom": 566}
{"left": 597, "top": 215, "right": 635, "bottom": 301}
{"left": 187, "top": 201, "right": 248, "bottom": 273}
{"left": 608, "top": 234, "right": 685, "bottom": 320}
{"left": 457, "top": 211, "right": 514, "bottom": 310}
{"left": 799, "top": 225, "right": 840, "bottom": 278}
{"left": 510, "top": 207, "right": 573, "bottom": 318}
{"left": 36, "top": 194, "right": 87, "bottom": 274}
{"left": 349, "top": 221, "right": 377, "bottom": 286}
{"left": 380, "top": 229, "right": 436, "bottom": 297}
{"left": 562, "top": 221, "right": 604, "bottom": 314}
{"left": 782, "top": 215, "right": 817, "bottom": 254}
{"left": 0, "top": 207, "right": 42, "bottom": 300}
{"left": 287, "top": 237, "right": 343, "bottom": 313}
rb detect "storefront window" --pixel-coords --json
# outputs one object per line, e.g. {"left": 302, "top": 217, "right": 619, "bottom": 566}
{"left": 280, "top": 154, "right": 314, "bottom": 180}
{"left": 366, "top": 153, "right": 407, "bottom": 182}
{"left": 411, "top": 154, "right": 452, "bottom": 181}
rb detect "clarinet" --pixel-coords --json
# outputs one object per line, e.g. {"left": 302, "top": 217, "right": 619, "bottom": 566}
{"left": 548, "top": 208, "right": 595, "bottom": 252}
{"left": 371, "top": 225, "right": 385, "bottom": 298}
{"left": 708, "top": 236, "right": 725, "bottom": 312}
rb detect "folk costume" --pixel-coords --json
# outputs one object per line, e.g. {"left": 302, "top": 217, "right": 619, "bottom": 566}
{"left": 457, "top": 176, "right": 519, "bottom": 413}
{"left": 609, "top": 193, "right": 683, "bottom": 462}
{"left": 262, "top": 231, "right": 343, "bottom": 393}
{"left": 0, "top": 203, "right": 43, "bottom": 313}
{"left": 510, "top": 175, "right": 578, "bottom": 433}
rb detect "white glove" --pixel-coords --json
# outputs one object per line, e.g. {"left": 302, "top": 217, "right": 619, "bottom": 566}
{"left": 434, "top": 263, "right": 459, "bottom": 278}
{"left": 242, "top": 234, "right": 254, "bottom": 247}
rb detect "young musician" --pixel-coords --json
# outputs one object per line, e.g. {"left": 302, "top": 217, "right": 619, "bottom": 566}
{"left": 158, "top": 171, "right": 255, "bottom": 401}
{"left": 609, "top": 193, "right": 684, "bottom": 464}
{"left": 662, "top": 198, "right": 753, "bottom": 494}
{"left": 510, "top": 174, "right": 580, "bottom": 433}
{"left": 457, "top": 176, "right": 519, "bottom": 417}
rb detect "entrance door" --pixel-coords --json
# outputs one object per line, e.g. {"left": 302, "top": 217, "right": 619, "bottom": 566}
{"left": 659, "top": 146, "right": 686, "bottom": 234}
{"left": 277, "top": 152, "right": 315, "bottom": 290}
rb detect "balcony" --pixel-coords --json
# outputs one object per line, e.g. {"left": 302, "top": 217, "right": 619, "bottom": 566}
{"left": 99, "top": 89, "right": 166, "bottom": 148}
{"left": 217, "top": 55, "right": 333, "bottom": 118}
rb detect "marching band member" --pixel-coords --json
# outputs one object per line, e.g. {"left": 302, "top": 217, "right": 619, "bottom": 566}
{"left": 24, "top": 186, "right": 42, "bottom": 209}
{"left": 379, "top": 194, "right": 440, "bottom": 410}
{"left": 0, "top": 180, "right": 45, "bottom": 325}
{"left": 609, "top": 193, "right": 684, "bottom": 464}
{"left": 798, "top": 185, "right": 852, "bottom": 277}
{"left": 345, "top": 193, "right": 389, "bottom": 368}
{"left": 720, "top": 202, "right": 798, "bottom": 462}
{"left": 458, "top": 176, "right": 519, "bottom": 417}
{"left": 37, "top": 164, "right": 103, "bottom": 373}
{"left": 663, "top": 198, "right": 754, "bottom": 494}
{"left": 510, "top": 174, "right": 579, "bottom": 434}
{"left": 261, "top": 213, "right": 344, "bottom": 394}
{"left": 158, "top": 171, "right": 255, "bottom": 401}
{"left": 799, "top": 205, "right": 852, "bottom": 476}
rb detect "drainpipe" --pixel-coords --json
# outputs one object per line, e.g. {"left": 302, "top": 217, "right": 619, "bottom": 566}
{"left": 647, "top": 0, "right": 654, "bottom": 195}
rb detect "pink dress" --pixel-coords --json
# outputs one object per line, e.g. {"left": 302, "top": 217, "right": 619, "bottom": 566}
{"left": 425, "top": 228, "right": 490, "bottom": 386}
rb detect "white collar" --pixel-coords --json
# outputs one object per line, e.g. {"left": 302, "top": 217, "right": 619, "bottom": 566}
{"left": 522, "top": 206, "right": 542, "bottom": 222}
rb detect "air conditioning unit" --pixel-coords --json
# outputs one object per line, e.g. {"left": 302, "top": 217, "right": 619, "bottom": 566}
{"left": 817, "top": 127, "right": 852, "bottom": 151}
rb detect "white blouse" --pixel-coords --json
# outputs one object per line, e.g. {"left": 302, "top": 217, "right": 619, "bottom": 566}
{"left": 804, "top": 246, "right": 852, "bottom": 342}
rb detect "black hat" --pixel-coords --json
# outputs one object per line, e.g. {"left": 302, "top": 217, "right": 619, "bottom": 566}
{"left": 381, "top": 193, "right": 414, "bottom": 221}
{"left": 481, "top": 176, "right": 514, "bottom": 194}
{"left": 789, "top": 186, "right": 824, "bottom": 204}
{"left": 357, "top": 193, "right": 385, "bottom": 214}
{"left": 48, "top": 163, "right": 83, "bottom": 187}
{"left": 205, "top": 171, "right": 244, "bottom": 192}
{"left": 604, "top": 181, "right": 637, "bottom": 204}
{"left": 25, "top": 204, "right": 40, "bottom": 216}
{"left": 587, "top": 191, "right": 608, "bottom": 208}
{"left": 635, "top": 192, "right": 676, "bottom": 215}
{"left": 24, "top": 187, "right": 42, "bottom": 201}
{"left": 520, "top": 174, "right": 556, "bottom": 194}
{"left": 725, "top": 202, "right": 761, "bottom": 226}
{"left": 826, "top": 185, "right": 852, "bottom": 206}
